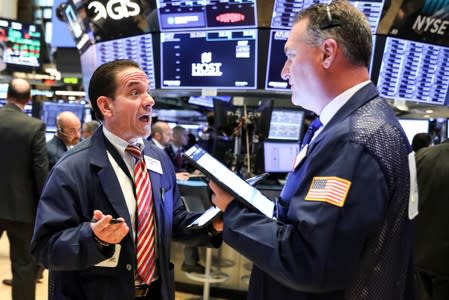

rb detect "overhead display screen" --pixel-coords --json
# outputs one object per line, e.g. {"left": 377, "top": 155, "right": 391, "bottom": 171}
{"left": 157, "top": 0, "right": 257, "bottom": 31}
{"left": 265, "top": 29, "right": 290, "bottom": 91}
{"left": 0, "top": 18, "right": 42, "bottom": 69}
{"left": 160, "top": 29, "right": 257, "bottom": 89}
{"left": 376, "top": 37, "right": 449, "bottom": 105}
{"left": 80, "top": 33, "right": 156, "bottom": 97}
{"left": 271, "top": 0, "right": 384, "bottom": 33}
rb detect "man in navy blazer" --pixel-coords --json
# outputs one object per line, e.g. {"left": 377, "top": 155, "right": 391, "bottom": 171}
{"left": 209, "top": 1, "right": 414, "bottom": 299}
{"left": 31, "top": 60, "right": 221, "bottom": 300}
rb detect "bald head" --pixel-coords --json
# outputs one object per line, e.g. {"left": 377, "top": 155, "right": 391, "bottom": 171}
{"left": 7, "top": 78, "right": 31, "bottom": 105}
{"left": 151, "top": 121, "right": 172, "bottom": 147}
{"left": 57, "top": 111, "right": 81, "bottom": 146}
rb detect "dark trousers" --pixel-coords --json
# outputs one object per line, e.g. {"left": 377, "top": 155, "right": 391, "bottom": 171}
{"left": 0, "top": 219, "right": 36, "bottom": 300}
{"left": 416, "top": 270, "right": 449, "bottom": 300}
{"left": 135, "top": 279, "right": 161, "bottom": 300}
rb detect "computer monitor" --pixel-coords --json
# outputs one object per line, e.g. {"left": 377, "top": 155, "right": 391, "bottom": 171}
{"left": 264, "top": 142, "right": 299, "bottom": 173}
{"left": 268, "top": 109, "right": 304, "bottom": 141}
{"left": 41, "top": 102, "right": 85, "bottom": 132}
{"left": 398, "top": 119, "right": 429, "bottom": 144}
{"left": 160, "top": 29, "right": 257, "bottom": 89}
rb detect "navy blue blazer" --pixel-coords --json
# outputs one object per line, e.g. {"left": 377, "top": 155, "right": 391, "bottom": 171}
{"left": 31, "top": 128, "right": 216, "bottom": 300}
{"left": 46, "top": 135, "right": 68, "bottom": 170}
{"left": 221, "top": 83, "right": 414, "bottom": 299}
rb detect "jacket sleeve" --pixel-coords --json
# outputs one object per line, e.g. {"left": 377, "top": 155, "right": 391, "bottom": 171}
{"left": 222, "top": 140, "right": 388, "bottom": 292}
{"left": 31, "top": 122, "right": 49, "bottom": 199}
{"left": 31, "top": 166, "right": 114, "bottom": 270}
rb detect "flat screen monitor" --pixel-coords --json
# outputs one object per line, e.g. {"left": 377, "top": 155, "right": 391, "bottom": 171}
{"left": 265, "top": 29, "right": 289, "bottom": 91}
{"left": 270, "top": 0, "right": 385, "bottom": 33}
{"left": 79, "top": 33, "right": 156, "bottom": 96}
{"left": 398, "top": 119, "right": 429, "bottom": 144}
{"left": 0, "top": 18, "right": 43, "bottom": 70}
{"left": 376, "top": 37, "right": 449, "bottom": 105}
{"left": 268, "top": 109, "right": 304, "bottom": 141}
{"left": 187, "top": 95, "right": 232, "bottom": 109}
{"left": 41, "top": 102, "right": 85, "bottom": 132}
{"left": 264, "top": 142, "right": 299, "bottom": 173}
{"left": 160, "top": 29, "right": 257, "bottom": 89}
{"left": 157, "top": 0, "right": 257, "bottom": 31}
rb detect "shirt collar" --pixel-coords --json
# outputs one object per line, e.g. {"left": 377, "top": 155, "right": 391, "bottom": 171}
{"left": 103, "top": 127, "right": 145, "bottom": 158}
{"left": 320, "top": 81, "right": 371, "bottom": 127}
{"left": 152, "top": 138, "right": 165, "bottom": 150}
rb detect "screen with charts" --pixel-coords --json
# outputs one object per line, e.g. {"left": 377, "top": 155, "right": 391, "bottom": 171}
{"left": 157, "top": 0, "right": 257, "bottom": 31}
{"left": 264, "top": 142, "right": 299, "bottom": 173}
{"left": 398, "top": 119, "right": 429, "bottom": 144}
{"left": 79, "top": 33, "right": 156, "bottom": 96}
{"left": 265, "top": 29, "right": 290, "bottom": 91}
{"left": 268, "top": 109, "right": 304, "bottom": 141}
{"left": 376, "top": 37, "right": 449, "bottom": 105}
{"left": 270, "top": 0, "right": 385, "bottom": 33}
{"left": 0, "top": 17, "right": 42, "bottom": 69}
{"left": 160, "top": 29, "right": 257, "bottom": 89}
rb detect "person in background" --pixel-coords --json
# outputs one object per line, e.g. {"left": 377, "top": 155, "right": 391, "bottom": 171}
{"left": 82, "top": 120, "right": 100, "bottom": 139}
{"left": 209, "top": 1, "right": 414, "bottom": 299}
{"left": 150, "top": 121, "right": 190, "bottom": 181}
{"left": 0, "top": 78, "right": 49, "bottom": 300}
{"left": 151, "top": 122, "right": 205, "bottom": 274}
{"left": 412, "top": 132, "right": 432, "bottom": 153}
{"left": 414, "top": 142, "right": 449, "bottom": 300}
{"left": 31, "top": 59, "right": 222, "bottom": 300}
{"left": 47, "top": 111, "right": 81, "bottom": 169}
{"left": 165, "top": 125, "right": 191, "bottom": 173}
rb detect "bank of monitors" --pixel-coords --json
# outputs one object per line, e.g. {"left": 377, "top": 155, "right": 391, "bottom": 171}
{"left": 398, "top": 119, "right": 429, "bottom": 144}
{"left": 157, "top": 0, "right": 257, "bottom": 31}
{"left": 41, "top": 102, "right": 85, "bottom": 132}
{"left": 0, "top": 18, "right": 43, "bottom": 70}
{"left": 79, "top": 33, "right": 156, "bottom": 95}
{"left": 376, "top": 37, "right": 449, "bottom": 105}
{"left": 160, "top": 29, "right": 257, "bottom": 89}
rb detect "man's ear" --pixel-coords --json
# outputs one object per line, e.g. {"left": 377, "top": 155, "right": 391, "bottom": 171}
{"left": 97, "top": 96, "right": 112, "bottom": 117}
{"left": 321, "top": 38, "right": 338, "bottom": 69}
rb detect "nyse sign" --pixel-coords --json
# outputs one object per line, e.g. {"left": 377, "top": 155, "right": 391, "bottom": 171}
{"left": 88, "top": 0, "right": 141, "bottom": 21}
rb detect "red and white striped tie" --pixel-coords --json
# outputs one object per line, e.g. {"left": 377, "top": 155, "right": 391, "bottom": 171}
{"left": 126, "top": 144, "right": 156, "bottom": 285}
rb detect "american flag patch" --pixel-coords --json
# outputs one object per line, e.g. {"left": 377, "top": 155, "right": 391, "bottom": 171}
{"left": 305, "top": 176, "right": 351, "bottom": 207}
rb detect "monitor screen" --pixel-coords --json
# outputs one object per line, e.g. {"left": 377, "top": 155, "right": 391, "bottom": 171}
{"left": 264, "top": 142, "right": 299, "bottom": 173}
{"left": 187, "top": 95, "right": 232, "bottom": 108}
{"left": 376, "top": 37, "right": 449, "bottom": 105}
{"left": 271, "top": 0, "right": 385, "bottom": 33}
{"left": 265, "top": 29, "right": 289, "bottom": 91}
{"left": 41, "top": 102, "right": 85, "bottom": 132}
{"left": 160, "top": 29, "right": 257, "bottom": 89}
{"left": 157, "top": 0, "right": 257, "bottom": 31}
{"left": 79, "top": 33, "right": 156, "bottom": 96}
{"left": 0, "top": 18, "right": 42, "bottom": 70}
{"left": 398, "top": 119, "right": 429, "bottom": 144}
{"left": 268, "top": 109, "right": 304, "bottom": 141}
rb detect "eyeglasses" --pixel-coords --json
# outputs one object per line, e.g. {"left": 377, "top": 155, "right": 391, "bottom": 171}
{"left": 320, "top": 5, "right": 342, "bottom": 30}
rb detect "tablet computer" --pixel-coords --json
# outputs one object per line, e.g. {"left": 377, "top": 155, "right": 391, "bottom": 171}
{"left": 183, "top": 145, "right": 275, "bottom": 218}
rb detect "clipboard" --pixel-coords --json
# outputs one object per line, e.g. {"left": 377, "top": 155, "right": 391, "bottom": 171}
{"left": 183, "top": 145, "right": 275, "bottom": 219}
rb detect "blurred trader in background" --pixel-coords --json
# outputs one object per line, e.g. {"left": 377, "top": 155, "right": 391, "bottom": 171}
{"left": 31, "top": 59, "right": 221, "bottom": 300}
{"left": 0, "top": 78, "right": 49, "bottom": 300}
{"left": 151, "top": 122, "right": 205, "bottom": 273}
{"left": 209, "top": 1, "right": 414, "bottom": 299}
{"left": 412, "top": 132, "right": 432, "bottom": 153}
{"left": 82, "top": 120, "right": 100, "bottom": 139}
{"left": 47, "top": 111, "right": 81, "bottom": 169}
{"left": 414, "top": 143, "right": 449, "bottom": 300}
